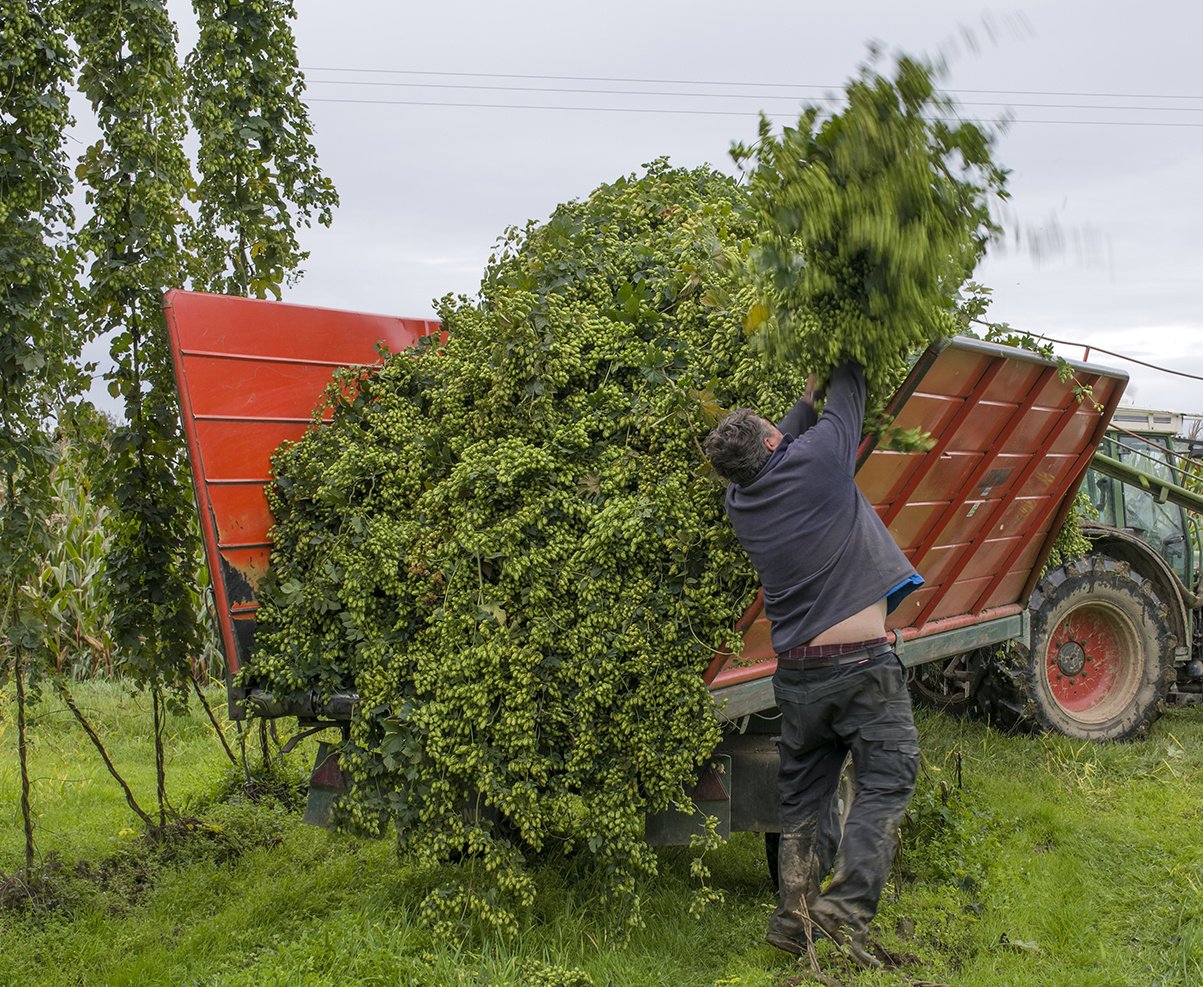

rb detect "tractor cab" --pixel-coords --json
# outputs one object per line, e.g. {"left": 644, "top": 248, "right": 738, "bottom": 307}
{"left": 1084, "top": 406, "right": 1197, "bottom": 591}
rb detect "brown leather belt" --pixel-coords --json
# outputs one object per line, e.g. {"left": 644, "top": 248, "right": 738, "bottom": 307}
{"left": 775, "top": 640, "right": 894, "bottom": 671}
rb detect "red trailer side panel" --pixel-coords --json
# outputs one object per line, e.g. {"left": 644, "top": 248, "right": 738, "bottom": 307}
{"left": 164, "top": 290, "right": 439, "bottom": 673}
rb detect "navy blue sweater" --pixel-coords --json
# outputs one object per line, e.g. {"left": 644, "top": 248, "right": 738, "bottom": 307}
{"left": 725, "top": 364, "right": 920, "bottom": 652}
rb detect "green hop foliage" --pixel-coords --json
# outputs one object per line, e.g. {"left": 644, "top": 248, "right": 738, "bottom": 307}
{"left": 0, "top": 0, "right": 80, "bottom": 450}
{"left": 247, "top": 161, "right": 810, "bottom": 931}
{"left": 732, "top": 50, "right": 1009, "bottom": 425}
{"left": 184, "top": 0, "right": 338, "bottom": 299}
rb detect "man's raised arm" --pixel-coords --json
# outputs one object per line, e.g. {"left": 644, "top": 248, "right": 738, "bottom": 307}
{"left": 776, "top": 373, "right": 819, "bottom": 436}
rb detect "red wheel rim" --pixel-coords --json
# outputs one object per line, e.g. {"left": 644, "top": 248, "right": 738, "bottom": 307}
{"left": 1043, "top": 601, "right": 1142, "bottom": 723}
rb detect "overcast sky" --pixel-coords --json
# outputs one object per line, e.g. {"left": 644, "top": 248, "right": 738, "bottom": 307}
{"left": 163, "top": 1, "right": 1203, "bottom": 415}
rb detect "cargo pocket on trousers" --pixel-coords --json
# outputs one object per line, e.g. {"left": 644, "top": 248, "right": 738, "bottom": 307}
{"left": 859, "top": 726, "right": 921, "bottom": 790}
{"left": 859, "top": 720, "right": 921, "bottom": 757}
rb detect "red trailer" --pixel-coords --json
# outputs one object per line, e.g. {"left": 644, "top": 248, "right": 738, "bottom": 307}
{"left": 165, "top": 289, "right": 1129, "bottom": 836}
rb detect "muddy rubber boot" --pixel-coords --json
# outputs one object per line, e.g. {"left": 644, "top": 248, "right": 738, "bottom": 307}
{"left": 765, "top": 834, "right": 826, "bottom": 954}
{"left": 809, "top": 899, "right": 883, "bottom": 970}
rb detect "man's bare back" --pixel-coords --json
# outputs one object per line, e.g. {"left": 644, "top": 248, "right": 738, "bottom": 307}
{"left": 809, "top": 598, "right": 887, "bottom": 647}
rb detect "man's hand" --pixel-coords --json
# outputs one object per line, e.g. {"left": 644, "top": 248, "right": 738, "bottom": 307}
{"left": 802, "top": 373, "right": 826, "bottom": 408}
{"left": 777, "top": 373, "right": 825, "bottom": 435}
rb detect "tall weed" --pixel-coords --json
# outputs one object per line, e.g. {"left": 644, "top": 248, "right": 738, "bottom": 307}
{"left": 31, "top": 460, "right": 114, "bottom": 678}
{"left": 15, "top": 441, "right": 226, "bottom": 684}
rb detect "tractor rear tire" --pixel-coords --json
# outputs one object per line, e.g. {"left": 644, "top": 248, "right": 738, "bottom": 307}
{"left": 978, "top": 556, "right": 1175, "bottom": 741}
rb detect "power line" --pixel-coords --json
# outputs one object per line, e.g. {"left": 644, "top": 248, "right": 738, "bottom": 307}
{"left": 302, "top": 66, "right": 1203, "bottom": 103}
{"left": 306, "top": 95, "right": 1203, "bottom": 126}
{"left": 957, "top": 88, "right": 1203, "bottom": 102}
{"left": 306, "top": 78, "right": 1203, "bottom": 114}
{"left": 310, "top": 79, "right": 836, "bottom": 100}
{"left": 306, "top": 97, "right": 772, "bottom": 117}
{"left": 1026, "top": 332, "right": 1203, "bottom": 383}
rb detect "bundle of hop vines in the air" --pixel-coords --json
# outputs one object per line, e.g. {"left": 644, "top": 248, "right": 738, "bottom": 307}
{"left": 248, "top": 161, "right": 810, "bottom": 932}
{"left": 732, "top": 51, "right": 1009, "bottom": 424}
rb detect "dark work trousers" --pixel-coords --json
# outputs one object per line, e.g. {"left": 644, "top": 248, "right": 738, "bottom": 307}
{"left": 772, "top": 650, "right": 920, "bottom": 939}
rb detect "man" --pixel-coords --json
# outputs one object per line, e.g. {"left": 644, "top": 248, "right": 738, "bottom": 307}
{"left": 703, "top": 362, "right": 922, "bottom": 970}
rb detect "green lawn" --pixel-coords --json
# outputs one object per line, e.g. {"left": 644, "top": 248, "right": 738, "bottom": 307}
{"left": 3, "top": 681, "right": 1202, "bottom": 986}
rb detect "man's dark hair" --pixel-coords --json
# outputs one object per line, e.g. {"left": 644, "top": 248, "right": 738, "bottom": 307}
{"left": 704, "top": 408, "right": 773, "bottom": 486}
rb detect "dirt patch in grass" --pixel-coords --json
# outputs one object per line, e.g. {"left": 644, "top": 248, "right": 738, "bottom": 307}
{"left": 0, "top": 860, "right": 81, "bottom": 915}
{"left": 1, "top": 785, "right": 296, "bottom": 918}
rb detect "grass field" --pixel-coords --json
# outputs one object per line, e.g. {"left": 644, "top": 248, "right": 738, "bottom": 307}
{"left": 3, "top": 681, "right": 1203, "bottom": 987}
